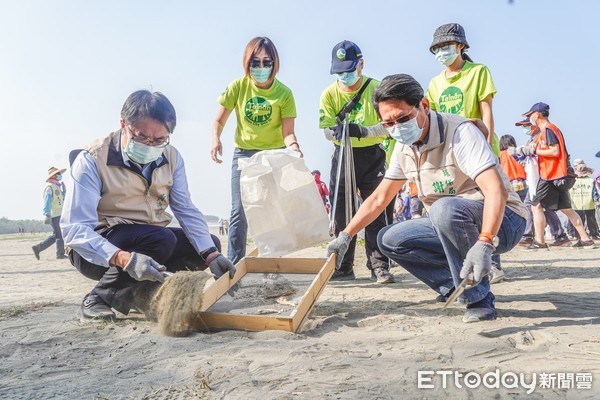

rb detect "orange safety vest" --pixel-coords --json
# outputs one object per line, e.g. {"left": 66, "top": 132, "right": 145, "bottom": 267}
{"left": 499, "top": 150, "right": 526, "bottom": 181}
{"left": 536, "top": 123, "right": 568, "bottom": 180}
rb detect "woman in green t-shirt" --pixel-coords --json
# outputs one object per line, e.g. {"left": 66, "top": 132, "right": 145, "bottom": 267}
{"left": 211, "top": 36, "right": 301, "bottom": 264}
{"left": 426, "top": 23, "right": 504, "bottom": 285}
{"left": 426, "top": 23, "right": 499, "bottom": 156}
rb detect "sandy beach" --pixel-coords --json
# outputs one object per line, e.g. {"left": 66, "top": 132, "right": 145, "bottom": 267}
{"left": 1, "top": 233, "right": 600, "bottom": 399}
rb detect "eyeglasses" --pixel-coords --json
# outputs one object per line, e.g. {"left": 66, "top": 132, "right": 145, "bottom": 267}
{"left": 431, "top": 42, "right": 456, "bottom": 53}
{"left": 127, "top": 126, "right": 170, "bottom": 148}
{"left": 380, "top": 106, "right": 417, "bottom": 128}
{"left": 250, "top": 59, "right": 274, "bottom": 68}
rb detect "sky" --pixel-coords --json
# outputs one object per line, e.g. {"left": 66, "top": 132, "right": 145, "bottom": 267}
{"left": 1, "top": 0, "right": 599, "bottom": 220}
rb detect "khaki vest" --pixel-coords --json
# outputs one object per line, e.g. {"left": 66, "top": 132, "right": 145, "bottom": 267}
{"left": 84, "top": 131, "right": 177, "bottom": 228}
{"left": 394, "top": 112, "right": 527, "bottom": 220}
{"left": 46, "top": 181, "right": 64, "bottom": 218}
{"left": 570, "top": 176, "right": 595, "bottom": 210}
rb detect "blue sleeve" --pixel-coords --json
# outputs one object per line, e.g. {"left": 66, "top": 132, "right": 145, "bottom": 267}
{"left": 60, "top": 152, "right": 120, "bottom": 268}
{"left": 593, "top": 183, "right": 599, "bottom": 202}
{"left": 168, "top": 149, "right": 216, "bottom": 253}
{"left": 42, "top": 187, "right": 52, "bottom": 216}
{"left": 545, "top": 128, "right": 559, "bottom": 146}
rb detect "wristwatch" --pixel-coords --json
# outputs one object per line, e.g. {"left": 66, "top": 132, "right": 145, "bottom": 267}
{"left": 478, "top": 232, "right": 499, "bottom": 248}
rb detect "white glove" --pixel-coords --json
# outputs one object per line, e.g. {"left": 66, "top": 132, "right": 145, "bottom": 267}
{"left": 327, "top": 231, "right": 352, "bottom": 270}
{"left": 123, "top": 252, "right": 167, "bottom": 282}
{"left": 460, "top": 241, "right": 494, "bottom": 282}
{"left": 507, "top": 146, "right": 516, "bottom": 156}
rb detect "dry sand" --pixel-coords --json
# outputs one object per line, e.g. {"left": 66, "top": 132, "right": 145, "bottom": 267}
{"left": 1, "top": 233, "right": 600, "bottom": 399}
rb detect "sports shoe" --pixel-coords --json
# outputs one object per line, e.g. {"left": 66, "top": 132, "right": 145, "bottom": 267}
{"left": 518, "top": 237, "right": 533, "bottom": 247}
{"left": 550, "top": 237, "right": 571, "bottom": 247}
{"left": 571, "top": 240, "right": 596, "bottom": 249}
{"left": 77, "top": 293, "right": 115, "bottom": 322}
{"left": 590, "top": 235, "right": 600, "bottom": 241}
{"left": 372, "top": 266, "right": 395, "bottom": 284}
{"left": 32, "top": 246, "right": 40, "bottom": 260}
{"left": 489, "top": 265, "right": 506, "bottom": 284}
{"left": 330, "top": 269, "right": 356, "bottom": 281}
{"left": 56, "top": 254, "right": 68, "bottom": 259}
{"left": 436, "top": 287, "right": 455, "bottom": 303}
{"left": 526, "top": 240, "right": 549, "bottom": 250}
{"left": 463, "top": 292, "right": 496, "bottom": 323}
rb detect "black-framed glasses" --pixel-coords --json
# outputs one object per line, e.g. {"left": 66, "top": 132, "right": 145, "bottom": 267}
{"left": 250, "top": 59, "right": 274, "bottom": 68}
{"left": 380, "top": 106, "right": 417, "bottom": 129}
{"left": 127, "top": 126, "right": 170, "bottom": 148}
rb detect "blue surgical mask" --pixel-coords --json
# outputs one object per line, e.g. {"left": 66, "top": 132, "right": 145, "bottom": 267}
{"left": 55, "top": 174, "right": 62, "bottom": 181}
{"left": 337, "top": 70, "right": 360, "bottom": 86}
{"left": 434, "top": 45, "right": 459, "bottom": 66}
{"left": 125, "top": 139, "right": 164, "bottom": 165}
{"left": 386, "top": 109, "right": 424, "bottom": 145}
{"left": 522, "top": 125, "right": 532, "bottom": 136}
{"left": 249, "top": 67, "right": 273, "bottom": 84}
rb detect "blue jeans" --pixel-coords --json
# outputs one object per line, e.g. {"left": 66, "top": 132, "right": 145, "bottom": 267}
{"left": 377, "top": 197, "right": 526, "bottom": 304}
{"left": 228, "top": 148, "right": 261, "bottom": 264}
{"left": 34, "top": 216, "right": 64, "bottom": 257}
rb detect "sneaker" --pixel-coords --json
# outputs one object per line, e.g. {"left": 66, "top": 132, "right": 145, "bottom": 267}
{"left": 518, "top": 237, "right": 533, "bottom": 247}
{"left": 590, "top": 236, "right": 600, "bottom": 241}
{"left": 526, "top": 240, "right": 549, "bottom": 250}
{"left": 571, "top": 240, "right": 596, "bottom": 249}
{"left": 463, "top": 292, "right": 496, "bottom": 323}
{"left": 330, "top": 269, "right": 356, "bottom": 281}
{"left": 489, "top": 266, "right": 506, "bottom": 284}
{"left": 77, "top": 293, "right": 115, "bottom": 322}
{"left": 436, "top": 287, "right": 455, "bottom": 303}
{"left": 550, "top": 237, "right": 571, "bottom": 247}
{"left": 56, "top": 255, "right": 68, "bottom": 260}
{"left": 373, "top": 267, "right": 395, "bottom": 284}
{"left": 32, "top": 246, "right": 40, "bottom": 260}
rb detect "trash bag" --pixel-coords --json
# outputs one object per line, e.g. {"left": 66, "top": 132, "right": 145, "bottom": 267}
{"left": 524, "top": 156, "right": 539, "bottom": 200}
{"left": 238, "top": 149, "right": 331, "bottom": 257}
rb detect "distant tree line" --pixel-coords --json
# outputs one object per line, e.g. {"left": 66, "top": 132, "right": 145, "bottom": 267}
{"left": 0, "top": 217, "right": 53, "bottom": 234}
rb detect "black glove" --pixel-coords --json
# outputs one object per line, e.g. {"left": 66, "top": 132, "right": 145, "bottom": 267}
{"left": 330, "top": 123, "right": 367, "bottom": 141}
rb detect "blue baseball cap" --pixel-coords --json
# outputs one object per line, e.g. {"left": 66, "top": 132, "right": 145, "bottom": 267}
{"left": 515, "top": 116, "right": 530, "bottom": 126}
{"left": 523, "top": 102, "right": 550, "bottom": 116}
{"left": 330, "top": 40, "right": 362, "bottom": 74}
{"left": 595, "top": 150, "right": 600, "bottom": 158}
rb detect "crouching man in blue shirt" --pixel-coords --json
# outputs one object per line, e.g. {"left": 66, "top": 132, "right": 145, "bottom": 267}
{"left": 61, "top": 90, "right": 236, "bottom": 322}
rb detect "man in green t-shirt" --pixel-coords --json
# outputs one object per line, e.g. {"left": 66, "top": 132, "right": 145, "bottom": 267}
{"left": 319, "top": 40, "right": 393, "bottom": 283}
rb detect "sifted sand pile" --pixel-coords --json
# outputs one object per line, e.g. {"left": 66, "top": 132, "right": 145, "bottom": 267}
{"left": 151, "top": 270, "right": 212, "bottom": 337}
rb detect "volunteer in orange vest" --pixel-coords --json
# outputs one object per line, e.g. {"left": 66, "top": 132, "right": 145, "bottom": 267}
{"left": 524, "top": 102, "right": 594, "bottom": 249}
{"left": 499, "top": 134, "right": 527, "bottom": 201}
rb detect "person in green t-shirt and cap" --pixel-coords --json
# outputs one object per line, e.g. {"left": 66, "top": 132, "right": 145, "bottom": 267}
{"left": 319, "top": 40, "right": 393, "bottom": 283}
{"left": 211, "top": 37, "right": 302, "bottom": 265}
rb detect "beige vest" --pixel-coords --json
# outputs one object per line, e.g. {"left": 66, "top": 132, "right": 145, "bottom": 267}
{"left": 84, "top": 131, "right": 177, "bottom": 228}
{"left": 395, "top": 112, "right": 527, "bottom": 220}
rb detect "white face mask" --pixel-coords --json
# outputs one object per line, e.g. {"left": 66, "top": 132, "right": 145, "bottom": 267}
{"left": 529, "top": 113, "right": 538, "bottom": 126}
{"left": 386, "top": 108, "right": 424, "bottom": 145}
{"left": 434, "top": 45, "right": 459, "bottom": 66}
{"left": 124, "top": 139, "right": 164, "bottom": 164}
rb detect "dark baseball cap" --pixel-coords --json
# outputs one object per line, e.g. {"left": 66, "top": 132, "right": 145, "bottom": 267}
{"left": 596, "top": 150, "right": 600, "bottom": 158}
{"left": 523, "top": 102, "right": 550, "bottom": 116}
{"left": 330, "top": 40, "right": 362, "bottom": 74}
{"left": 429, "top": 23, "right": 470, "bottom": 54}
{"left": 515, "top": 117, "right": 531, "bottom": 126}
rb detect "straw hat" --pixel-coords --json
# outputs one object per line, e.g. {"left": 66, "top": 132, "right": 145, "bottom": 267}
{"left": 47, "top": 166, "right": 66, "bottom": 180}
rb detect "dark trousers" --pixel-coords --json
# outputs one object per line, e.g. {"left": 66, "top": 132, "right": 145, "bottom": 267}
{"left": 567, "top": 209, "right": 599, "bottom": 239}
{"left": 35, "top": 216, "right": 64, "bottom": 257}
{"left": 329, "top": 144, "right": 390, "bottom": 272}
{"left": 70, "top": 224, "right": 221, "bottom": 314}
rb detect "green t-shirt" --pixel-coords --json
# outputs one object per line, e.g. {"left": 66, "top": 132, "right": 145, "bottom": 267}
{"left": 319, "top": 76, "right": 384, "bottom": 148}
{"left": 218, "top": 76, "right": 297, "bottom": 150}
{"left": 426, "top": 61, "right": 500, "bottom": 155}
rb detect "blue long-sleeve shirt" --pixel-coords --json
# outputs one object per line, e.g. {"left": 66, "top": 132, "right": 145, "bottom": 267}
{"left": 42, "top": 186, "right": 53, "bottom": 216}
{"left": 61, "top": 147, "right": 214, "bottom": 268}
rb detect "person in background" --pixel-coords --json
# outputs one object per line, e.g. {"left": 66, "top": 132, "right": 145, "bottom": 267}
{"left": 62, "top": 90, "right": 235, "bottom": 322}
{"left": 319, "top": 40, "right": 393, "bottom": 283}
{"left": 32, "top": 167, "right": 67, "bottom": 260}
{"left": 211, "top": 37, "right": 302, "bottom": 265}
{"left": 522, "top": 102, "right": 594, "bottom": 249}
{"left": 327, "top": 74, "right": 526, "bottom": 322}
{"left": 567, "top": 162, "right": 600, "bottom": 240}
{"left": 312, "top": 170, "right": 330, "bottom": 213}
{"left": 515, "top": 117, "right": 569, "bottom": 247}
{"left": 499, "top": 135, "right": 527, "bottom": 201}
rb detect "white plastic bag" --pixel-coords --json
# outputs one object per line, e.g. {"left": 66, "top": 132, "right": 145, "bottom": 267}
{"left": 238, "top": 149, "right": 331, "bottom": 257}
{"left": 525, "top": 156, "right": 539, "bottom": 200}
